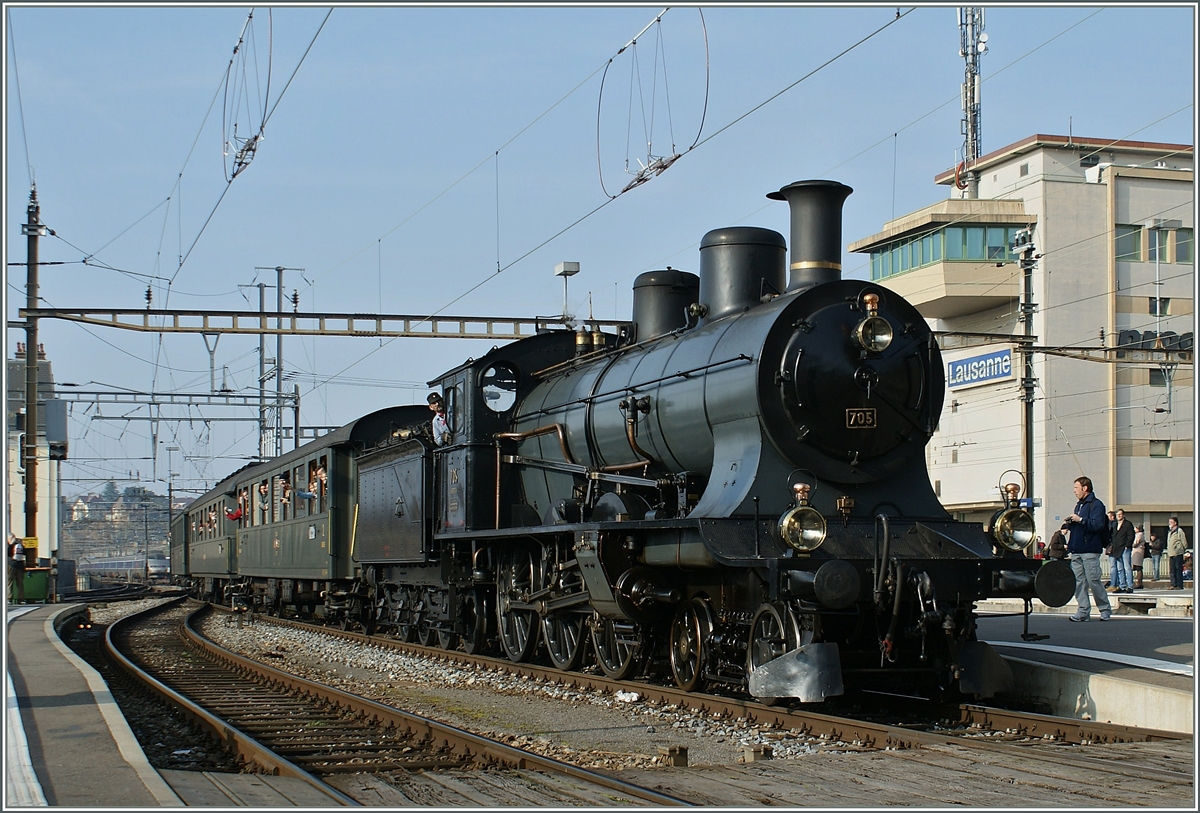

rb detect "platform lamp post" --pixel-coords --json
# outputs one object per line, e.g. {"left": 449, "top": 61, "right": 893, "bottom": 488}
{"left": 555, "top": 262, "right": 580, "bottom": 322}
{"left": 1146, "top": 219, "right": 1182, "bottom": 413}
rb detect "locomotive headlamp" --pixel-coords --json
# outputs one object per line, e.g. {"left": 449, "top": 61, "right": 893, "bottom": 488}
{"left": 853, "top": 292, "right": 893, "bottom": 353}
{"left": 990, "top": 482, "right": 1035, "bottom": 552}
{"left": 990, "top": 506, "right": 1036, "bottom": 552}
{"left": 778, "top": 482, "right": 827, "bottom": 553}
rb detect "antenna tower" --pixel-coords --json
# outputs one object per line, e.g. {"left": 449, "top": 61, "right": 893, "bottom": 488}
{"left": 958, "top": 8, "right": 987, "bottom": 199}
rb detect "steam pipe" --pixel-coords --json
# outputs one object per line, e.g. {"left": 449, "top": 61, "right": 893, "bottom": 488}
{"left": 495, "top": 424, "right": 576, "bottom": 527}
{"left": 873, "top": 514, "right": 892, "bottom": 608}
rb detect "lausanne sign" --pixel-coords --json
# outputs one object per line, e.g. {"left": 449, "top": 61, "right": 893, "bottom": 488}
{"left": 947, "top": 349, "right": 1013, "bottom": 390}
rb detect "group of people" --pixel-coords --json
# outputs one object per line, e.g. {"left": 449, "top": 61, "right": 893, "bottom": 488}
{"left": 1060, "top": 475, "right": 1191, "bottom": 622}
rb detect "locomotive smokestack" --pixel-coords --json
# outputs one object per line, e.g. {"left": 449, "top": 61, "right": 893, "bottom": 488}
{"left": 767, "top": 180, "right": 853, "bottom": 293}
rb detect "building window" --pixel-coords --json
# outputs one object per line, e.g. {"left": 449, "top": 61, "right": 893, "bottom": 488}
{"left": 945, "top": 226, "right": 964, "bottom": 260}
{"left": 1019, "top": 163, "right": 1029, "bottom": 177}
{"left": 1149, "top": 297, "right": 1171, "bottom": 317}
{"left": 1115, "top": 225, "right": 1142, "bottom": 262}
{"left": 1149, "top": 440, "right": 1171, "bottom": 458}
{"left": 951, "top": 448, "right": 959, "bottom": 464}
{"left": 986, "top": 226, "right": 1008, "bottom": 260}
{"left": 965, "top": 226, "right": 986, "bottom": 260}
{"left": 1149, "top": 368, "right": 1169, "bottom": 386}
{"left": 1176, "top": 228, "right": 1193, "bottom": 264}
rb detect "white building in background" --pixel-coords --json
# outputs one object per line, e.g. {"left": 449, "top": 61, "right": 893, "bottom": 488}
{"left": 5, "top": 343, "right": 67, "bottom": 563}
{"left": 849, "top": 134, "right": 1194, "bottom": 547}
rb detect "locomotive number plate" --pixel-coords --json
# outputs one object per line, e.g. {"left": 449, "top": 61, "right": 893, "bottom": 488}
{"left": 846, "top": 408, "right": 877, "bottom": 429}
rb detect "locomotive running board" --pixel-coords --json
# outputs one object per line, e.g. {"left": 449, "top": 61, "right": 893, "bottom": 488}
{"left": 748, "top": 642, "right": 844, "bottom": 702}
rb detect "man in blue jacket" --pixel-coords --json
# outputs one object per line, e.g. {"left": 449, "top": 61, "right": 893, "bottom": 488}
{"left": 1065, "top": 475, "right": 1112, "bottom": 621}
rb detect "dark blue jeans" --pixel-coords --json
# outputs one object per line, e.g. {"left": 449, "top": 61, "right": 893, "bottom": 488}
{"left": 1169, "top": 554, "right": 1185, "bottom": 588}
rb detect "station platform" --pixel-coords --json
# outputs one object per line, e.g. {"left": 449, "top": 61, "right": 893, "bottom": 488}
{"left": 4, "top": 603, "right": 183, "bottom": 807}
{"left": 975, "top": 587, "right": 1195, "bottom": 734}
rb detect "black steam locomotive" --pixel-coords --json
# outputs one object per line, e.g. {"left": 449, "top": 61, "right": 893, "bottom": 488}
{"left": 174, "top": 180, "right": 1074, "bottom": 702}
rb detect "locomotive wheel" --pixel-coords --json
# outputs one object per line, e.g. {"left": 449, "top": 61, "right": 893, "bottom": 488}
{"left": 436, "top": 627, "right": 460, "bottom": 651}
{"left": 591, "top": 616, "right": 641, "bottom": 680}
{"left": 543, "top": 610, "right": 590, "bottom": 672}
{"left": 416, "top": 615, "right": 439, "bottom": 647}
{"left": 460, "top": 589, "right": 490, "bottom": 655}
{"left": 395, "top": 587, "right": 420, "bottom": 642}
{"left": 541, "top": 562, "right": 590, "bottom": 672}
{"left": 746, "top": 603, "right": 799, "bottom": 705}
{"left": 426, "top": 587, "right": 458, "bottom": 649}
{"left": 670, "top": 598, "right": 713, "bottom": 692}
{"left": 497, "top": 548, "right": 541, "bottom": 662}
{"left": 396, "top": 618, "right": 419, "bottom": 643}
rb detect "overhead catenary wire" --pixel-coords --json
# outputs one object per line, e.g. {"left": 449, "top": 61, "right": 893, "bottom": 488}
{"left": 6, "top": 8, "right": 35, "bottom": 189}
{"left": 318, "top": 4, "right": 908, "bottom": 388}
{"left": 36, "top": 8, "right": 1191, "bottom": 493}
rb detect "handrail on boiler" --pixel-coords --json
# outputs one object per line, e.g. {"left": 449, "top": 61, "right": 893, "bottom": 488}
{"left": 494, "top": 424, "right": 576, "bottom": 528}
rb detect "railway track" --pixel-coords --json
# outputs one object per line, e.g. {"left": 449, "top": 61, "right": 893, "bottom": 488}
{"left": 105, "top": 599, "right": 693, "bottom": 806}
{"left": 233, "top": 608, "right": 1189, "bottom": 779}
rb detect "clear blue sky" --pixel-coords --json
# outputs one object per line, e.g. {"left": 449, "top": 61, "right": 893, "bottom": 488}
{"left": 5, "top": 3, "right": 1195, "bottom": 498}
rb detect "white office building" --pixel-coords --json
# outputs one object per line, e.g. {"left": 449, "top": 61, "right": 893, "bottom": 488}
{"left": 849, "top": 134, "right": 1194, "bottom": 549}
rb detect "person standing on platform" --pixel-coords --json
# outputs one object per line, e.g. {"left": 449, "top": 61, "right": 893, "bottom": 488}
{"left": 1111, "top": 509, "right": 1135, "bottom": 593}
{"left": 1166, "top": 516, "right": 1189, "bottom": 590}
{"left": 1103, "top": 511, "right": 1117, "bottom": 588}
{"left": 1149, "top": 530, "right": 1165, "bottom": 582}
{"left": 7, "top": 534, "right": 26, "bottom": 604}
{"left": 1065, "top": 476, "right": 1112, "bottom": 622}
{"left": 1131, "top": 525, "right": 1146, "bottom": 589}
{"left": 1046, "top": 529, "right": 1068, "bottom": 560}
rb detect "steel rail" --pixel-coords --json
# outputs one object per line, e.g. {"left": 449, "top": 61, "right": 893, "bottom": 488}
{"left": 104, "top": 597, "right": 358, "bottom": 806}
{"left": 188, "top": 605, "right": 693, "bottom": 806}
{"left": 250, "top": 611, "right": 1189, "bottom": 765}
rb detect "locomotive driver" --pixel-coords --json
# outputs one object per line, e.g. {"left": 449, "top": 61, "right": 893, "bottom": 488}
{"left": 428, "top": 392, "right": 451, "bottom": 446}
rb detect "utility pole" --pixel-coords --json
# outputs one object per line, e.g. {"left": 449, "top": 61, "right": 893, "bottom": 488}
{"left": 24, "top": 185, "right": 46, "bottom": 551}
{"left": 957, "top": 8, "right": 987, "bottom": 199}
{"left": 1012, "top": 227, "right": 1038, "bottom": 524}
{"left": 253, "top": 266, "right": 304, "bottom": 458}
{"left": 257, "top": 282, "right": 267, "bottom": 459}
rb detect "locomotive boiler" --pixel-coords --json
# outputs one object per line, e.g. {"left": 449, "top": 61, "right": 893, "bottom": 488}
{"left": 176, "top": 178, "right": 1074, "bottom": 703}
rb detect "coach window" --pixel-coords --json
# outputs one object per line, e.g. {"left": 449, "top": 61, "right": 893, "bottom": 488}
{"left": 292, "top": 465, "right": 305, "bottom": 518}
{"left": 316, "top": 456, "right": 329, "bottom": 513}
{"left": 279, "top": 473, "right": 292, "bottom": 521}
{"left": 257, "top": 479, "right": 270, "bottom": 525}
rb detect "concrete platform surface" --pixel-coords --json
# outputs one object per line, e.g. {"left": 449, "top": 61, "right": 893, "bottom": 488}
{"left": 976, "top": 611, "right": 1194, "bottom": 734}
{"left": 4, "top": 603, "right": 183, "bottom": 807}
